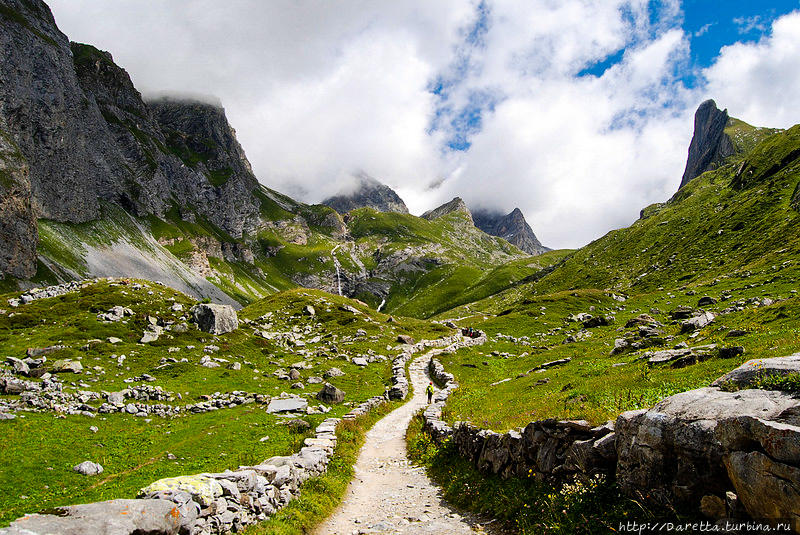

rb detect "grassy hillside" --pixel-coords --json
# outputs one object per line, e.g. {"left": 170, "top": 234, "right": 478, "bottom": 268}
{"left": 0, "top": 279, "right": 448, "bottom": 526}
{"left": 430, "top": 123, "right": 800, "bottom": 431}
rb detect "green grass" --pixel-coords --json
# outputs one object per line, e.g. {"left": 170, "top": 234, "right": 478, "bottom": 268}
{"left": 0, "top": 281, "right": 449, "bottom": 528}
{"left": 405, "top": 414, "right": 654, "bottom": 534}
{"left": 243, "top": 401, "right": 397, "bottom": 534}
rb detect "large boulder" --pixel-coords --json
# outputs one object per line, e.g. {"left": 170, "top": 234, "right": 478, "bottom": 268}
{"left": 190, "top": 304, "right": 238, "bottom": 334}
{"left": 616, "top": 386, "right": 800, "bottom": 511}
{"left": 0, "top": 499, "right": 183, "bottom": 535}
{"left": 317, "top": 383, "right": 345, "bottom": 404}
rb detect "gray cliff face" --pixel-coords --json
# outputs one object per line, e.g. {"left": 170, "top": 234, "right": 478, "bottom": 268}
{"left": 421, "top": 197, "right": 473, "bottom": 223}
{"left": 0, "top": 0, "right": 124, "bottom": 222}
{"left": 149, "top": 98, "right": 261, "bottom": 238}
{"left": 472, "top": 208, "right": 548, "bottom": 256}
{"left": 322, "top": 173, "right": 408, "bottom": 214}
{"left": 0, "top": 129, "right": 37, "bottom": 278}
{"left": 0, "top": 0, "right": 263, "bottom": 251}
{"left": 679, "top": 99, "right": 735, "bottom": 189}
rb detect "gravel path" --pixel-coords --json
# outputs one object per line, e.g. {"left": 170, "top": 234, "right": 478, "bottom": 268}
{"left": 315, "top": 350, "right": 499, "bottom": 535}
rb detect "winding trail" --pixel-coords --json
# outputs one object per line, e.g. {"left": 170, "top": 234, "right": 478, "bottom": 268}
{"left": 316, "top": 349, "right": 499, "bottom": 535}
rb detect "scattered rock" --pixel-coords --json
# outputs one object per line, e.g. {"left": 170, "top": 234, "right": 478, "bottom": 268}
{"left": 397, "top": 335, "right": 415, "bottom": 345}
{"left": 681, "top": 311, "right": 715, "bottom": 332}
{"left": 303, "top": 305, "right": 315, "bottom": 316}
{"left": 73, "top": 461, "right": 103, "bottom": 475}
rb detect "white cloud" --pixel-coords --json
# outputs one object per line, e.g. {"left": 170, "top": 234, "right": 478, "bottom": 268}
{"left": 704, "top": 11, "right": 800, "bottom": 129}
{"left": 45, "top": 1, "right": 800, "bottom": 250}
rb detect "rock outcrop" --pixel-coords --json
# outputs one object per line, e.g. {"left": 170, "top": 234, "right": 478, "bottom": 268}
{"left": 0, "top": 128, "right": 36, "bottom": 279}
{"left": 191, "top": 304, "right": 239, "bottom": 335}
{"left": 472, "top": 208, "right": 548, "bottom": 255}
{"left": 679, "top": 100, "right": 734, "bottom": 189}
{"left": 322, "top": 172, "right": 408, "bottom": 214}
{"left": 421, "top": 197, "right": 472, "bottom": 223}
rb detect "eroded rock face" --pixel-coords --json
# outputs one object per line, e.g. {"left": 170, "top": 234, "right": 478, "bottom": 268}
{"left": 679, "top": 99, "right": 734, "bottom": 189}
{"left": 0, "top": 129, "right": 36, "bottom": 279}
{"left": 191, "top": 304, "right": 238, "bottom": 334}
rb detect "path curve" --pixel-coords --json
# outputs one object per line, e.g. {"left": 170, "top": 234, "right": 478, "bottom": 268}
{"left": 316, "top": 349, "right": 498, "bottom": 535}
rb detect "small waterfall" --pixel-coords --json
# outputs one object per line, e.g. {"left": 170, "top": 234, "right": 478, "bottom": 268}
{"left": 332, "top": 244, "right": 342, "bottom": 296}
{"left": 377, "top": 298, "right": 386, "bottom": 312}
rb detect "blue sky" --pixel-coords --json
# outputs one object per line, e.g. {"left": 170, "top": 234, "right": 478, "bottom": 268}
{"left": 439, "top": 1, "right": 800, "bottom": 152}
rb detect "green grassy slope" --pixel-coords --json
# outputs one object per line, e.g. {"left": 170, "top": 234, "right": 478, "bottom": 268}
{"left": 0, "top": 280, "right": 449, "bottom": 526}
{"left": 430, "top": 123, "right": 800, "bottom": 431}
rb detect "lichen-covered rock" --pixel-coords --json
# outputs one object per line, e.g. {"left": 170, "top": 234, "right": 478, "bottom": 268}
{"left": 191, "top": 303, "right": 238, "bottom": 334}
{"left": 139, "top": 475, "right": 223, "bottom": 508}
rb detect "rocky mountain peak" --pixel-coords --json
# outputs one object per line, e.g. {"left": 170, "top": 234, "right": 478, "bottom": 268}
{"left": 679, "top": 99, "right": 734, "bottom": 189}
{"left": 421, "top": 197, "right": 472, "bottom": 223}
{"left": 322, "top": 173, "right": 408, "bottom": 214}
{"left": 472, "top": 207, "right": 548, "bottom": 256}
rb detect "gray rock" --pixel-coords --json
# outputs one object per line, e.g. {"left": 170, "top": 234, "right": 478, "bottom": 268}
{"left": 266, "top": 398, "right": 308, "bottom": 414}
{"left": 73, "top": 461, "right": 104, "bottom": 475}
{"left": 0, "top": 499, "right": 182, "bottom": 535}
{"left": 396, "top": 335, "right": 415, "bottom": 345}
{"left": 681, "top": 311, "right": 715, "bottom": 332}
{"left": 723, "top": 451, "right": 800, "bottom": 526}
{"left": 616, "top": 386, "right": 800, "bottom": 510}
{"left": 352, "top": 357, "right": 368, "bottom": 367}
{"left": 191, "top": 304, "right": 238, "bottom": 334}
{"left": 108, "top": 391, "right": 126, "bottom": 405}
{"left": 6, "top": 357, "right": 29, "bottom": 376}
{"left": 302, "top": 305, "right": 315, "bottom": 316}
{"left": 711, "top": 353, "right": 800, "bottom": 388}
{"left": 51, "top": 359, "right": 83, "bottom": 374}
{"left": 323, "top": 367, "right": 345, "bottom": 378}
{"left": 317, "top": 383, "right": 345, "bottom": 404}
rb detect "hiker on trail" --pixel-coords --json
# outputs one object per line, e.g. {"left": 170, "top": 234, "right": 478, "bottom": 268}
{"left": 426, "top": 382, "right": 434, "bottom": 404}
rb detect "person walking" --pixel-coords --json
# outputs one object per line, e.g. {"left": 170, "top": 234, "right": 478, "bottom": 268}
{"left": 426, "top": 382, "right": 434, "bottom": 404}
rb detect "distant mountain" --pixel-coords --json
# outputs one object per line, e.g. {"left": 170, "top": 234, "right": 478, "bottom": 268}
{"left": 421, "top": 197, "right": 472, "bottom": 222}
{"left": 472, "top": 208, "right": 548, "bottom": 256}
{"left": 322, "top": 173, "right": 408, "bottom": 214}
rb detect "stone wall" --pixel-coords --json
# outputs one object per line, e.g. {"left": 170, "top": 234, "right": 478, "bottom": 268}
{"left": 421, "top": 354, "right": 800, "bottom": 528}
{"left": 423, "top": 357, "right": 615, "bottom": 482}
{"left": 1, "top": 396, "right": 386, "bottom": 535}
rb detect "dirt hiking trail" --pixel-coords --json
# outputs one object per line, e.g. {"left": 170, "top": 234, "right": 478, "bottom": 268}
{"left": 316, "top": 349, "right": 502, "bottom": 535}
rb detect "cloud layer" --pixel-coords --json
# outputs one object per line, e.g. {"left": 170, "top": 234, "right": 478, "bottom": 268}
{"left": 47, "top": 1, "right": 800, "bottom": 248}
